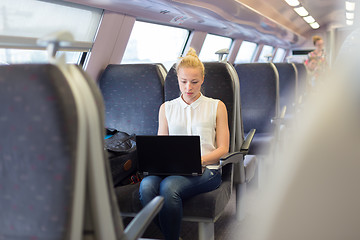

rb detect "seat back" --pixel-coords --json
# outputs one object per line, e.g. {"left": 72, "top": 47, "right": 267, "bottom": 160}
{"left": 274, "top": 63, "right": 297, "bottom": 115}
{"left": 246, "top": 69, "right": 360, "bottom": 240}
{"left": 164, "top": 62, "right": 239, "bottom": 152}
{"left": 294, "top": 63, "right": 307, "bottom": 99}
{"left": 0, "top": 64, "right": 85, "bottom": 240}
{"left": 234, "top": 63, "right": 279, "bottom": 134}
{"left": 99, "top": 64, "right": 165, "bottom": 135}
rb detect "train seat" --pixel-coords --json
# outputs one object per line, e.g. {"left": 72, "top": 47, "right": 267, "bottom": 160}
{"left": 114, "top": 61, "right": 256, "bottom": 239}
{"left": 0, "top": 64, "right": 84, "bottom": 240}
{"left": 293, "top": 63, "right": 308, "bottom": 103}
{"left": 0, "top": 61, "right": 164, "bottom": 240}
{"left": 274, "top": 63, "right": 297, "bottom": 119}
{"left": 164, "top": 61, "right": 255, "bottom": 237}
{"left": 98, "top": 63, "right": 166, "bottom": 135}
{"left": 234, "top": 63, "right": 280, "bottom": 155}
{"left": 245, "top": 65, "right": 360, "bottom": 240}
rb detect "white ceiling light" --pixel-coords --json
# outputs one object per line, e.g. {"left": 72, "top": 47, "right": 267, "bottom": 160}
{"left": 346, "top": 1, "right": 356, "bottom": 11}
{"left": 310, "top": 22, "right": 320, "bottom": 29}
{"left": 284, "top": 0, "right": 300, "bottom": 7}
{"left": 346, "top": 12, "right": 355, "bottom": 19}
{"left": 346, "top": 19, "right": 354, "bottom": 25}
{"left": 303, "top": 15, "right": 315, "bottom": 23}
{"left": 294, "top": 7, "right": 309, "bottom": 17}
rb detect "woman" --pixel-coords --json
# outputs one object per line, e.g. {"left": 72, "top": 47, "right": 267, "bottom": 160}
{"left": 305, "top": 36, "right": 327, "bottom": 90}
{"left": 306, "top": 36, "right": 327, "bottom": 73}
{"left": 139, "top": 48, "right": 230, "bottom": 240}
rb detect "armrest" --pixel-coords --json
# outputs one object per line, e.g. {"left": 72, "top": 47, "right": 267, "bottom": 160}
{"left": 280, "top": 106, "right": 287, "bottom": 118}
{"left": 271, "top": 106, "right": 287, "bottom": 124}
{"left": 240, "top": 129, "right": 256, "bottom": 155}
{"left": 219, "top": 152, "right": 243, "bottom": 167}
{"left": 124, "top": 196, "right": 164, "bottom": 240}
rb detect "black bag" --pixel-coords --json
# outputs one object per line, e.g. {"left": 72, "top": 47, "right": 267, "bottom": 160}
{"left": 105, "top": 130, "right": 140, "bottom": 187}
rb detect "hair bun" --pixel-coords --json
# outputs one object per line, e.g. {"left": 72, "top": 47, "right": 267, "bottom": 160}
{"left": 186, "top": 48, "right": 198, "bottom": 58}
{"left": 176, "top": 47, "right": 205, "bottom": 77}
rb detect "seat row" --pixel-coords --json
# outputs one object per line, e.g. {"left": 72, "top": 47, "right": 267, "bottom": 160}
{"left": 98, "top": 61, "right": 308, "bottom": 239}
{"left": 0, "top": 58, "right": 308, "bottom": 240}
{"left": 100, "top": 62, "right": 256, "bottom": 240}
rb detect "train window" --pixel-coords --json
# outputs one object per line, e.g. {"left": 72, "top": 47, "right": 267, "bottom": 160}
{"left": 0, "top": 0, "right": 102, "bottom": 41}
{"left": 0, "top": 49, "right": 82, "bottom": 65}
{"left": 122, "top": 21, "right": 189, "bottom": 70}
{"left": 273, "top": 48, "right": 287, "bottom": 63}
{"left": 258, "top": 45, "right": 275, "bottom": 62}
{"left": 0, "top": 0, "right": 102, "bottom": 64}
{"left": 199, "top": 34, "right": 232, "bottom": 61}
{"left": 234, "top": 41, "right": 258, "bottom": 63}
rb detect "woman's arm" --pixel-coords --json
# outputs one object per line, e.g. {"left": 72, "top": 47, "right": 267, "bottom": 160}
{"left": 201, "top": 101, "right": 230, "bottom": 166}
{"left": 158, "top": 103, "right": 169, "bottom": 135}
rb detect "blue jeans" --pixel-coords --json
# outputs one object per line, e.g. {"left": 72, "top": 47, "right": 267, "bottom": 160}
{"left": 139, "top": 168, "right": 221, "bottom": 240}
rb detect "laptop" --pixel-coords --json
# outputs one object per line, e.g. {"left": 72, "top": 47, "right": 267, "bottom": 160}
{"left": 136, "top": 135, "right": 203, "bottom": 176}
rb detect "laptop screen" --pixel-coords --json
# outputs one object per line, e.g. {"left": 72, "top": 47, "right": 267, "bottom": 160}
{"left": 136, "top": 135, "right": 202, "bottom": 176}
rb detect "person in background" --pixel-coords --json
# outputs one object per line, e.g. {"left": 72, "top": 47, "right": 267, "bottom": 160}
{"left": 305, "top": 35, "right": 327, "bottom": 90}
{"left": 139, "top": 47, "right": 230, "bottom": 240}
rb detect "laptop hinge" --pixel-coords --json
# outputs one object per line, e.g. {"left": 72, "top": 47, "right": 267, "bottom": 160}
{"left": 192, "top": 173, "right": 199, "bottom": 176}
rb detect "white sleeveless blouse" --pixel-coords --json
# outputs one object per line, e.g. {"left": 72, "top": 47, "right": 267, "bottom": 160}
{"left": 165, "top": 94, "right": 219, "bottom": 157}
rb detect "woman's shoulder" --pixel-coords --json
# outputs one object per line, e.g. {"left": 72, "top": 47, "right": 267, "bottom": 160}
{"left": 164, "top": 96, "right": 181, "bottom": 108}
{"left": 202, "top": 95, "right": 220, "bottom": 103}
{"left": 201, "top": 95, "right": 221, "bottom": 108}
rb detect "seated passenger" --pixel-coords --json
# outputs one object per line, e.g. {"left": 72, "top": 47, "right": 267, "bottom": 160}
{"left": 139, "top": 48, "right": 230, "bottom": 240}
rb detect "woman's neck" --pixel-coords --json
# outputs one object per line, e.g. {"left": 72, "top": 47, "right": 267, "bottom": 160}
{"left": 181, "top": 92, "right": 201, "bottom": 105}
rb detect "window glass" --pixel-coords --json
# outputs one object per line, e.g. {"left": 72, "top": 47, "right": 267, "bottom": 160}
{"left": 0, "top": 0, "right": 101, "bottom": 64}
{"left": 199, "top": 34, "right": 232, "bottom": 61}
{"left": 273, "top": 48, "right": 287, "bottom": 63}
{"left": 234, "top": 41, "right": 258, "bottom": 63}
{"left": 0, "top": 49, "right": 82, "bottom": 65}
{"left": 122, "top": 21, "right": 189, "bottom": 70}
{"left": 0, "top": 0, "right": 102, "bottom": 42}
{"left": 258, "top": 45, "right": 274, "bottom": 62}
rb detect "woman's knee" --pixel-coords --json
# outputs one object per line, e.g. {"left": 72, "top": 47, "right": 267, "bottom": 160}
{"left": 159, "top": 176, "right": 184, "bottom": 199}
{"left": 139, "top": 176, "right": 162, "bottom": 202}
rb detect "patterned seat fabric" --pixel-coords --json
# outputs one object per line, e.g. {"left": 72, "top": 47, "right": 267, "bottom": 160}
{"left": 99, "top": 64, "right": 165, "bottom": 135}
{"left": 234, "top": 63, "right": 278, "bottom": 154}
{"left": 0, "top": 64, "right": 77, "bottom": 240}
{"left": 274, "top": 63, "right": 296, "bottom": 115}
{"left": 294, "top": 63, "right": 308, "bottom": 98}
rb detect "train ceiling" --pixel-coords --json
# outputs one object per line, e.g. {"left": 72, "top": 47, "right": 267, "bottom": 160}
{"left": 64, "top": 0, "right": 347, "bottom": 47}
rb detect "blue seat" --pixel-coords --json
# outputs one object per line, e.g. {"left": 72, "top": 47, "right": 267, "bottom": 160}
{"left": 234, "top": 63, "right": 280, "bottom": 155}
{"left": 247, "top": 35, "right": 360, "bottom": 238}
{"left": 164, "top": 61, "right": 255, "bottom": 236}
{"left": 274, "top": 63, "right": 297, "bottom": 117}
{"left": 114, "top": 62, "right": 255, "bottom": 239}
{"left": 294, "top": 63, "right": 308, "bottom": 102}
{"left": 99, "top": 64, "right": 166, "bottom": 135}
{"left": 0, "top": 63, "right": 164, "bottom": 240}
{"left": 0, "top": 64, "right": 83, "bottom": 240}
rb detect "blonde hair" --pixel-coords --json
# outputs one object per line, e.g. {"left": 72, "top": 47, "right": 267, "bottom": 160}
{"left": 312, "top": 35, "right": 322, "bottom": 46}
{"left": 176, "top": 48, "right": 205, "bottom": 77}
